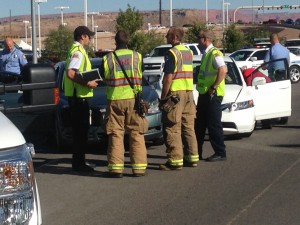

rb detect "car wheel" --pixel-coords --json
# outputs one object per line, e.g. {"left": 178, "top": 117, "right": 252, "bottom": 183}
{"left": 278, "top": 117, "right": 288, "bottom": 125}
{"left": 152, "top": 136, "right": 164, "bottom": 146}
{"left": 289, "top": 65, "right": 300, "bottom": 84}
{"left": 261, "top": 119, "right": 272, "bottom": 129}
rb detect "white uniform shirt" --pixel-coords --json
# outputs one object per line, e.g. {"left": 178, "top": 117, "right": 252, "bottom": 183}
{"left": 68, "top": 42, "right": 84, "bottom": 70}
{"left": 203, "top": 44, "right": 225, "bottom": 69}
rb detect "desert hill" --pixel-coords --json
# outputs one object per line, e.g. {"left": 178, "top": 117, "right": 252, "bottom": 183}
{"left": 0, "top": 9, "right": 299, "bottom": 50}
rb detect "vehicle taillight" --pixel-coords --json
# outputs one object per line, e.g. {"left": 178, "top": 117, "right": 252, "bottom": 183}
{"left": 54, "top": 88, "right": 60, "bottom": 105}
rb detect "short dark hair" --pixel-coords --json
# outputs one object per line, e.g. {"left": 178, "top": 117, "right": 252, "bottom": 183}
{"left": 115, "top": 30, "right": 129, "bottom": 46}
{"left": 74, "top": 26, "right": 95, "bottom": 41}
{"left": 168, "top": 26, "right": 184, "bottom": 41}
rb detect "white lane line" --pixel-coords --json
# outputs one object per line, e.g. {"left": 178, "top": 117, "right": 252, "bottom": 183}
{"left": 226, "top": 157, "right": 300, "bottom": 225}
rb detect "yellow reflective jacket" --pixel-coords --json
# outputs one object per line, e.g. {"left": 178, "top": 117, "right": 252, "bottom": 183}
{"left": 63, "top": 43, "right": 93, "bottom": 98}
{"left": 169, "top": 45, "right": 194, "bottom": 91}
{"left": 197, "top": 47, "right": 225, "bottom": 96}
{"left": 103, "top": 49, "right": 142, "bottom": 100}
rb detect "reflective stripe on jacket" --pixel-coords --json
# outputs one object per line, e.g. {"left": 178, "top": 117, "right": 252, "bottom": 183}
{"left": 63, "top": 43, "right": 93, "bottom": 98}
{"left": 197, "top": 47, "right": 225, "bottom": 96}
{"left": 103, "top": 49, "right": 142, "bottom": 100}
{"left": 169, "top": 45, "right": 194, "bottom": 91}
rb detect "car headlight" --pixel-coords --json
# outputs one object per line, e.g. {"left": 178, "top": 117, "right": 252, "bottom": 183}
{"left": 147, "top": 99, "right": 160, "bottom": 114}
{"left": 0, "top": 143, "right": 36, "bottom": 224}
{"left": 228, "top": 100, "right": 254, "bottom": 111}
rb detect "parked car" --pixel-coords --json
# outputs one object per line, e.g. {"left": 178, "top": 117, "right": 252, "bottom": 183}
{"left": 229, "top": 48, "right": 268, "bottom": 68}
{"left": 54, "top": 58, "right": 163, "bottom": 148}
{"left": 0, "top": 112, "right": 42, "bottom": 225}
{"left": 295, "top": 18, "right": 300, "bottom": 25}
{"left": 285, "top": 39, "right": 300, "bottom": 47}
{"left": 143, "top": 43, "right": 202, "bottom": 88}
{"left": 253, "top": 42, "right": 271, "bottom": 48}
{"left": 144, "top": 55, "right": 291, "bottom": 137}
{"left": 0, "top": 65, "right": 52, "bottom": 225}
{"left": 287, "top": 46, "right": 300, "bottom": 56}
{"left": 192, "top": 56, "right": 291, "bottom": 137}
{"left": 285, "top": 18, "right": 294, "bottom": 25}
{"left": 229, "top": 48, "right": 300, "bottom": 83}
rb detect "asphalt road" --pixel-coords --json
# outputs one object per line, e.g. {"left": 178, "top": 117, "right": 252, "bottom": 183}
{"left": 32, "top": 82, "right": 300, "bottom": 225}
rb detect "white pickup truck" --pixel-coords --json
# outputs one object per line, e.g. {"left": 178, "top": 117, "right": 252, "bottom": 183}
{"left": 143, "top": 43, "right": 202, "bottom": 94}
{"left": 0, "top": 112, "right": 42, "bottom": 224}
{"left": 0, "top": 63, "right": 57, "bottom": 225}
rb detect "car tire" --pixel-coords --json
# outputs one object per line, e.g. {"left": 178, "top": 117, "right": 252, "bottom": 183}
{"left": 278, "top": 117, "right": 289, "bottom": 125}
{"left": 152, "top": 136, "right": 164, "bottom": 146}
{"left": 289, "top": 65, "right": 300, "bottom": 84}
{"left": 261, "top": 119, "right": 272, "bottom": 129}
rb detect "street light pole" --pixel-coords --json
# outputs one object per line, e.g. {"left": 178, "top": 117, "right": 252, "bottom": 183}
{"left": 31, "top": 0, "right": 37, "bottom": 63}
{"left": 94, "top": 25, "right": 98, "bottom": 51}
{"left": 84, "top": 0, "right": 88, "bottom": 26}
{"left": 23, "top": 20, "right": 30, "bottom": 43}
{"left": 205, "top": 0, "right": 208, "bottom": 25}
{"left": 36, "top": 0, "right": 47, "bottom": 57}
{"left": 169, "top": 0, "right": 173, "bottom": 27}
{"left": 87, "top": 12, "right": 99, "bottom": 46}
{"left": 54, "top": 6, "right": 69, "bottom": 25}
{"left": 224, "top": 2, "right": 231, "bottom": 26}
{"left": 222, "top": 0, "right": 225, "bottom": 31}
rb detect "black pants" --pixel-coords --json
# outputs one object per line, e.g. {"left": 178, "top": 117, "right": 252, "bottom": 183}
{"left": 195, "top": 93, "right": 226, "bottom": 158}
{"left": 68, "top": 97, "right": 90, "bottom": 167}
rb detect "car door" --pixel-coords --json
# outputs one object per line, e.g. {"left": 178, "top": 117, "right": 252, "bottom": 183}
{"left": 251, "top": 58, "right": 291, "bottom": 120}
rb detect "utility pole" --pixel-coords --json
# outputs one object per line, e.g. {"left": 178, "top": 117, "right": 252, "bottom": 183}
{"left": 159, "top": 0, "right": 162, "bottom": 25}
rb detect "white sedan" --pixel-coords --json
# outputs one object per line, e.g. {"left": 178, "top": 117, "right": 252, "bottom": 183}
{"left": 229, "top": 48, "right": 300, "bottom": 83}
{"left": 193, "top": 56, "right": 291, "bottom": 137}
{"left": 145, "top": 56, "right": 291, "bottom": 138}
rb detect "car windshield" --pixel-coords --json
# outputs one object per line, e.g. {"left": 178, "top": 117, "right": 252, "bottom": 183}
{"left": 288, "top": 48, "right": 300, "bottom": 56}
{"left": 230, "top": 51, "right": 252, "bottom": 61}
{"left": 149, "top": 47, "right": 171, "bottom": 57}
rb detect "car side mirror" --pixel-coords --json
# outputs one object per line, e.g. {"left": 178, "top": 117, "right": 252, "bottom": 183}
{"left": 145, "top": 53, "right": 150, "bottom": 57}
{"left": 250, "top": 57, "right": 257, "bottom": 61}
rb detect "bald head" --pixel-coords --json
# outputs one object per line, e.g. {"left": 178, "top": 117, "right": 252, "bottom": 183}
{"left": 4, "top": 37, "right": 15, "bottom": 52}
{"left": 270, "top": 33, "right": 280, "bottom": 45}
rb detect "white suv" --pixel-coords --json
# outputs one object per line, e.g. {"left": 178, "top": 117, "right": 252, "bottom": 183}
{"left": 143, "top": 43, "right": 202, "bottom": 92}
{"left": 143, "top": 43, "right": 201, "bottom": 76}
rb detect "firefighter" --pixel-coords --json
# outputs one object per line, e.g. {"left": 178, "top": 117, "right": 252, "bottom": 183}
{"left": 159, "top": 26, "right": 199, "bottom": 171}
{"left": 102, "top": 30, "right": 148, "bottom": 178}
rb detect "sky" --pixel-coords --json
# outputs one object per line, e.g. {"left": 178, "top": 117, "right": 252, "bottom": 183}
{"left": 0, "top": 0, "right": 299, "bottom": 18}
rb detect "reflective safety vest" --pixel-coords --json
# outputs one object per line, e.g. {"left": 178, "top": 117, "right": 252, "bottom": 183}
{"left": 197, "top": 47, "right": 225, "bottom": 96}
{"left": 103, "top": 49, "right": 142, "bottom": 100}
{"left": 169, "top": 45, "right": 194, "bottom": 91}
{"left": 63, "top": 43, "right": 93, "bottom": 98}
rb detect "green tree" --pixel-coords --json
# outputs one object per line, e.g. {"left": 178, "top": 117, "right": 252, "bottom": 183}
{"left": 129, "top": 31, "right": 165, "bottom": 56}
{"left": 224, "top": 24, "right": 244, "bottom": 52}
{"left": 183, "top": 22, "right": 206, "bottom": 43}
{"left": 43, "top": 25, "right": 73, "bottom": 61}
{"left": 116, "top": 4, "right": 143, "bottom": 36}
{"left": 243, "top": 27, "right": 270, "bottom": 47}
{"left": 115, "top": 5, "right": 165, "bottom": 55}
